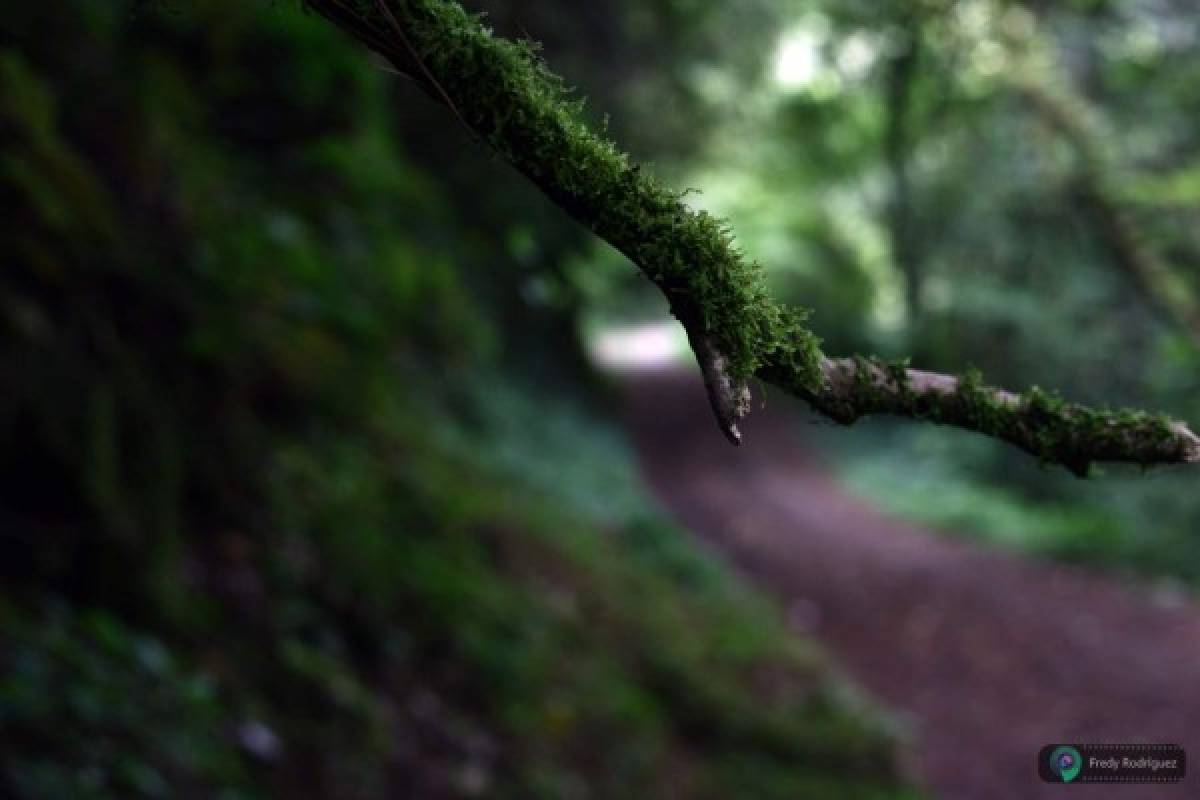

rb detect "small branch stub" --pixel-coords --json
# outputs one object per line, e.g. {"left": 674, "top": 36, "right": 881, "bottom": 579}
{"left": 686, "top": 328, "right": 751, "bottom": 445}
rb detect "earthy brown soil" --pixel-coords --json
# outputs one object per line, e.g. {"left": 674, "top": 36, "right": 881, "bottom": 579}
{"left": 621, "top": 368, "right": 1200, "bottom": 800}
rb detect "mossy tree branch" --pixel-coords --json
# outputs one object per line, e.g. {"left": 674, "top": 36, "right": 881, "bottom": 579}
{"left": 301, "top": 0, "right": 1200, "bottom": 474}
{"left": 767, "top": 357, "right": 1200, "bottom": 477}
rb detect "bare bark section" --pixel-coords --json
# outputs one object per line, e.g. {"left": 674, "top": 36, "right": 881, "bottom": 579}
{"left": 302, "top": 0, "right": 1200, "bottom": 474}
{"left": 685, "top": 330, "right": 751, "bottom": 445}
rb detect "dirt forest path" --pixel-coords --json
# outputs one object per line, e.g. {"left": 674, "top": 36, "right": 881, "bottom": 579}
{"left": 620, "top": 369, "right": 1200, "bottom": 800}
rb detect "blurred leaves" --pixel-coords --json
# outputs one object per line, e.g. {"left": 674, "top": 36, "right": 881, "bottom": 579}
{"left": 0, "top": 604, "right": 250, "bottom": 799}
{"left": 0, "top": 1, "right": 917, "bottom": 797}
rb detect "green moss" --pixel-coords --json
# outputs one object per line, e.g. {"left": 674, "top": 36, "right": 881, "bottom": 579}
{"left": 782, "top": 352, "right": 1185, "bottom": 475}
{"left": 313, "top": 0, "right": 821, "bottom": 384}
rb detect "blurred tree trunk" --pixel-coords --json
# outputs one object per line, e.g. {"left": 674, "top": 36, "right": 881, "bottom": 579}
{"left": 885, "top": 16, "right": 922, "bottom": 329}
{"left": 1018, "top": 79, "right": 1200, "bottom": 351}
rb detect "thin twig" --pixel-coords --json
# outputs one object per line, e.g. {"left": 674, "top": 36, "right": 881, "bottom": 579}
{"left": 374, "top": 0, "right": 475, "bottom": 138}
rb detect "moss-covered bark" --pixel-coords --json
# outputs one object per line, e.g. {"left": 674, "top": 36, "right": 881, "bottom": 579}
{"left": 762, "top": 357, "right": 1199, "bottom": 477}
{"left": 303, "top": 0, "right": 1200, "bottom": 475}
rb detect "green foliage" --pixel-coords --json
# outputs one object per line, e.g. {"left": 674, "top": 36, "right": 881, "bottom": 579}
{"left": 655, "top": 0, "right": 1200, "bottom": 567}
{"left": 1, "top": 1, "right": 917, "bottom": 797}
{"left": 826, "top": 418, "right": 1200, "bottom": 587}
{"left": 1, "top": 605, "right": 251, "bottom": 799}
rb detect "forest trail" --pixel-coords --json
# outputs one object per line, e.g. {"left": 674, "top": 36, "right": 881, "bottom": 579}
{"left": 620, "top": 368, "right": 1200, "bottom": 800}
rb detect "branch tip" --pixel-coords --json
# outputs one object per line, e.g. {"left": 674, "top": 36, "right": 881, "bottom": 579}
{"left": 686, "top": 329, "right": 751, "bottom": 446}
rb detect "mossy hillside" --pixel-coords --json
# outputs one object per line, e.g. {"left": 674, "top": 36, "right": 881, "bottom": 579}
{"left": 2, "top": 402, "right": 922, "bottom": 798}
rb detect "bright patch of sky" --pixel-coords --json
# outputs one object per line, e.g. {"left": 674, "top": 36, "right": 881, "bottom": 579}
{"left": 836, "top": 33, "right": 878, "bottom": 81}
{"left": 773, "top": 26, "right": 822, "bottom": 88}
{"left": 772, "top": 19, "right": 879, "bottom": 92}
